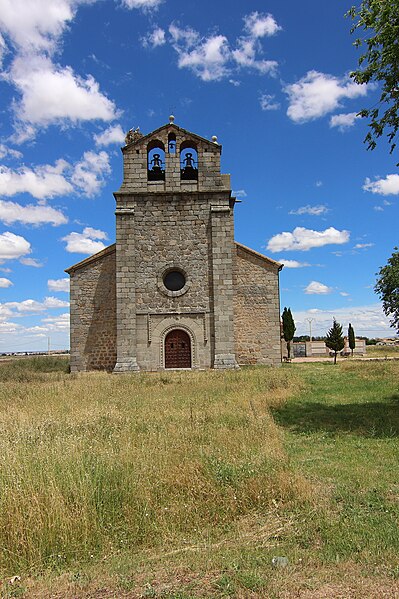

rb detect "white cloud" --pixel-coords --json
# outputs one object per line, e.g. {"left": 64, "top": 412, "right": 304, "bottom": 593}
{"left": 0, "top": 304, "right": 13, "bottom": 320}
{"left": 289, "top": 204, "right": 329, "bottom": 216}
{"left": 9, "top": 55, "right": 118, "bottom": 131}
{"left": 278, "top": 259, "right": 310, "bottom": 268}
{"left": 20, "top": 257, "right": 43, "bottom": 267}
{"left": 243, "top": 12, "right": 281, "bottom": 38}
{"left": 0, "top": 159, "right": 72, "bottom": 200}
{"left": 0, "top": 320, "right": 20, "bottom": 332}
{"left": 0, "top": 32, "right": 6, "bottom": 67}
{"left": 267, "top": 226, "right": 350, "bottom": 252}
{"left": 141, "top": 27, "right": 166, "bottom": 48}
{"left": 354, "top": 242, "right": 374, "bottom": 249}
{"left": 169, "top": 23, "right": 198, "bottom": 47}
{"left": 71, "top": 150, "right": 111, "bottom": 197}
{"left": 4, "top": 296, "right": 69, "bottom": 313}
{"left": 0, "top": 150, "right": 111, "bottom": 200}
{"left": 0, "top": 1, "right": 120, "bottom": 139}
{"left": 62, "top": 226, "right": 108, "bottom": 254}
{"left": 285, "top": 70, "right": 367, "bottom": 123}
{"left": 340, "top": 291, "right": 350, "bottom": 297}
{"left": 233, "top": 39, "right": 277, "bottom": 75}
{"left": 121, "top": 0, "right": 162, "bottom": 9}
{"left": 169, "top": 24, "right": 230, "bottom": 82}
{"left": 94, "top": 124, "right": 125, "bottom": 146}
{"left": 81, "top": 226, "right": 108, "bottom": 240}
{"left": 329, "top": 112, "right": 359, "bottom": 131}
{"left": 0, "top": 231, "right": 31, "bottom": 262}
{"left": 232, "top": 189, "right": 247, "bottom": 198}
{"left": 0, "top": 277, "right": 13, "bottom": 288}
{"left": 41, "top": 311, "right": 69, "bottom": 331}
{"left": 0, "top": 311, "right": 70, "bottom": 350}
{"left": 305, "top": 281, "right": 332, "bottom": 294}
{"left": 0, "top": 0, "right": 78, "bottom": 55}
{"left": 292, "top": 304, "right": 393, "bottom": 337}
{"left": 168, "top": 12, "right": 280, "bottom": 82}
{"left": 363, "top": 174, "right": 399, "bottom": 196}
{"left": 43, "top": 296, "right": 69, "bottom": 308}
{"left": 48, "top": 278, "right": 70, "bottom": 292}
{"left": 260, "top": 94, "right": 280, "bottom": 111}
{"left": 233, "top": 12, "right": 280, "bottom": 75}
{"left": 0, "top": 144, "right": 22, "bottom": 160}
{"left": 0, "top": 199, "right": 67, "bottom": 226}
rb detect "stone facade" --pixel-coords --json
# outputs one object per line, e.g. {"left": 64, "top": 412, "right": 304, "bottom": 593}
{"left": 66, "top": 120, "right": 282, "bottom": 372}
{"left": 234, "top": 243, "right": 282, "bottom": 365}
{"left": 67, "top": 246, "right": 117, "bottom": 371}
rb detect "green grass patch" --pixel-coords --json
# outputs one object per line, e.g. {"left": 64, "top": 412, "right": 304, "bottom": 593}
{"left": 1, "top": 359, "right": 399, "bottom": 597}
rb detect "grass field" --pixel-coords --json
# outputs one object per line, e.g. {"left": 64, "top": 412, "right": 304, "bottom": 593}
{"left": 1, "top": 357, "right": 399, "bottom": 598}
{"left": 365, "top": 343, "right": 399, "bottom": 358}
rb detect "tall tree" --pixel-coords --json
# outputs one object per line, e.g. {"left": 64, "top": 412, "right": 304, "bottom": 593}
{"left": 375, "top": 247, "right": 399, "bottom": 334}
{"left": 282, "top": 307, "right": 296, "bottom": 359}
{"left": 325, "top": 319, "right": 345, "bottom": 364}
{"left": 348, "top": 323, "right": 356, "bottom": 356}
{"left": 347, "top": 0, "right": 399, "bottom": 162}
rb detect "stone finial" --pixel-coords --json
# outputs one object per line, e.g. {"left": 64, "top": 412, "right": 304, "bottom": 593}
{"left": 211, "top": 135, "right": 218, "bottom": 143}
{"left": 125, "top": 127, "right": 143, "bottom": 145}
{"left": 169, "top": 115, "right": 175, "bottom": 124}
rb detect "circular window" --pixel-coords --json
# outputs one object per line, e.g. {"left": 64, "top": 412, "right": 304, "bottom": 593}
{"left": 163, "top": 270, "right": 186, "bottom": 291}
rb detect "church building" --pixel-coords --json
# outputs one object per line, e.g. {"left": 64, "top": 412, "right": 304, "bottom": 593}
{"left": 66, "top": 118, "right": 282, "bottom": 372}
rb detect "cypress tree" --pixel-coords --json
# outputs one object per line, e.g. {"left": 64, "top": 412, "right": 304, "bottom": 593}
{"left": 325, "top": 319, "right": 345, "bottom": 364}
{"left": 348, "top": 323, "right": 356, "bottom": 357}
{"left": 282, "top": 307, "right": 296, "bottom": 359}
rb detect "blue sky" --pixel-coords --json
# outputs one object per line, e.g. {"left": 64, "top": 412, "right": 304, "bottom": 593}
{"left": 0, "top": 0, "right": 398, "bottom": 352}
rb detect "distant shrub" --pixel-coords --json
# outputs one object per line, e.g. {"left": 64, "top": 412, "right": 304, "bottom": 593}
{"left": 0, "top": 356, "right": 70, "bottom": 382}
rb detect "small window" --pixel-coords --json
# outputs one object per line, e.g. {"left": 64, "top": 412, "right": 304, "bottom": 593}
{"left": 147, "top": 140, "right": 165, "bottom": 181}
{"left": 180, "top": 144, "right": 198, "bottom": 180}
{"left": 163, "top": 270, "right": 186, "bottom": 292}
{"left": 168, "top": 132, "right": 176, "bottom": 154}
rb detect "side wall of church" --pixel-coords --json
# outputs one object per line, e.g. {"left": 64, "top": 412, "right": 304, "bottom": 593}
{"left": 69, "top": 250, "right": 117, "bottom": 372}
{"left": 233, "top": 246, "right": 282, "bottom": 366}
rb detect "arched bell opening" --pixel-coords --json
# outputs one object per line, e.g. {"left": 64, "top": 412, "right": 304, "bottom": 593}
{"left": 147, "top": 140, "right": 165, "bottom": 181}
{"left": 180, "top": 141, "right": 198, "bottom": 181}
{"left": 164, "top": 329, "right": 192, "bottom": 369}
{"left": 168, "top": 132, "right": 176, "bottom": 154}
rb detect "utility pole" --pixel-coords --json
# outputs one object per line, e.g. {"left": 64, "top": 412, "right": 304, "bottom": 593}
{"left": 47, "top": 337, "right": 51, "bottom": 356}
{"left": 306, "top": 318, "right": 315, "bottom": 342}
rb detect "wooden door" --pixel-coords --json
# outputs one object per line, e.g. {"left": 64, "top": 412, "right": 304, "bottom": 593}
{"left": 165, "top": 329, "right": 191, "bottom": 369}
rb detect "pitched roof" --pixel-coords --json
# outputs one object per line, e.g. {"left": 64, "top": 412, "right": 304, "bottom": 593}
{"left": 124, "top": 122, "right": 221, "bottom": 150}
{"left": 65, "top": 244, "right": 115, "bottom": 274}
{"left": 235, "top": 242, "right": 283, "bottom": 271}
{"left": 65, "top": 241, "right": 282, "bottom": 274}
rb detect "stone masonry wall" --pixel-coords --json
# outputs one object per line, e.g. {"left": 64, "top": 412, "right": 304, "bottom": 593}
{"left": 233, "top": 244, "right": 282, "bottom": 366}
{"left": 119, "top": 124, "right": 230, "bottom": 195}
{"left": 68, "top": 248, "right": 117, "bottom": 372}
{"left": 114, "top": 191, "right": 233, "bottom": 370}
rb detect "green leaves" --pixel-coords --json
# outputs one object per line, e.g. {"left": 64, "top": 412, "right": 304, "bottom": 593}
{"left": 326, "top": 319, "right": 345, "bottom": 363}
{"left": 282, "top": 307, "right": 296, "bottom": 360}
{"left": 375, "top": 247, "right": 399, "bottom": 333}
{"left": 347, "top": 0, "right": 399, "bottom": 162}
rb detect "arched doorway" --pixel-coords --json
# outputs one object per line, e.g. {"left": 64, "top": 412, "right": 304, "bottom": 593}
{"left": 164, "top": 329, "right": 191, "bottom": 369}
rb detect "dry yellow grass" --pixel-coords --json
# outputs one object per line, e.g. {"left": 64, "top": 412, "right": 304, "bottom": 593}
{"left": 2, "top": 358, "right": 399, "bottom": 598}
{"left": 0, "top": 362, "right": 307, "bottom": 580}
